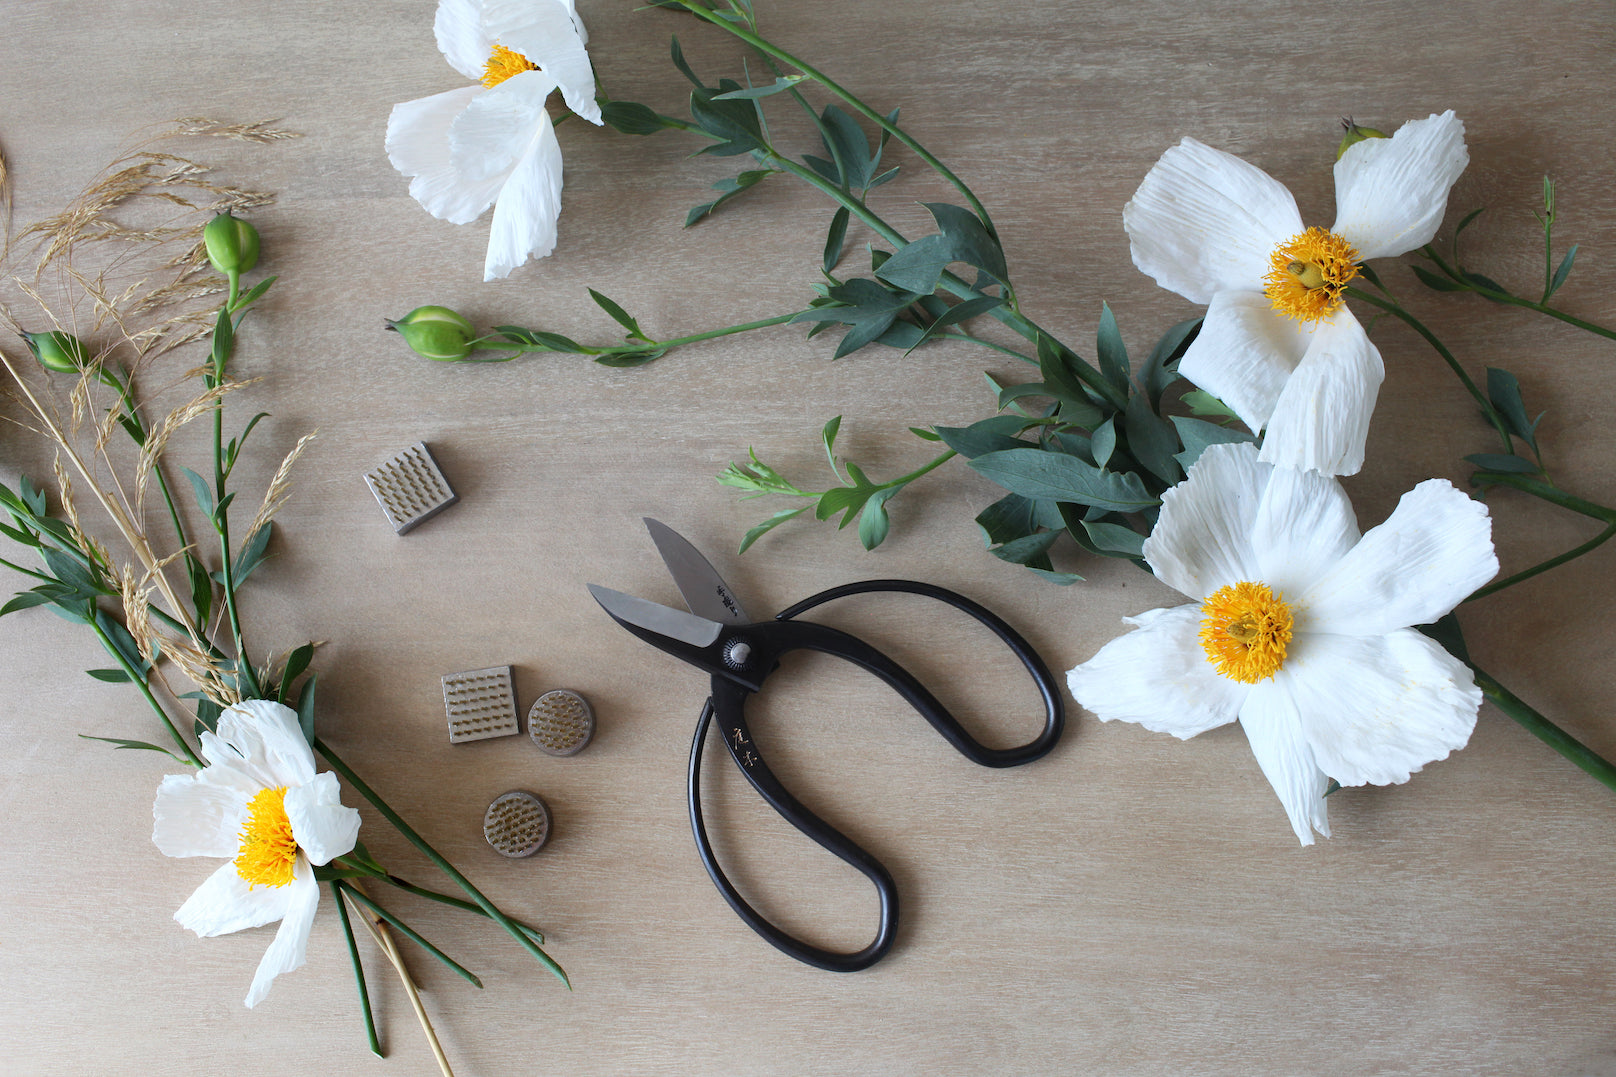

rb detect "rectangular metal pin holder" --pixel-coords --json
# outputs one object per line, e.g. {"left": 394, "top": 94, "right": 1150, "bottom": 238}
{"left": 364, "top": 441, "right": 458, "bottom": 534}
{"left": 442, "top": 666, "right": 521, "bottom": 744}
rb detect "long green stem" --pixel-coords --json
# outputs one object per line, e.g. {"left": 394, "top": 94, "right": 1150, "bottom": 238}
{"left": 471, "top": 311, "right": 805, "bottom": 360}
{"left": 90, "top": 614, "right": 204, "bottom": 767}
{"left": 1421, "top": 245, "right": 1616, "bottom": 341}
{"left": 378, "top": 875, "right": 547, "bottom": 944}
{"left": 1471, "top": 471, "right": 1616, "bottom": 522}
{"left": 1347, "top": 286, "right": 1514, "bottom": 453}
{"left": 1470, "top": 663, "right": 1616, "bottom": 794}
{"left": 1467, "top": 520, "right": 1616, "bottom": 602}
{"left": 676, "top": 2, "right": 1000, "bottom": 239}
{"left": 330, "top": 882, "right": 383, "bottom": 1058}
{"left": 313, "top": 739, "right": 570, "bottom": 989}
{"left": 336, "top": 881, "right": 483, "bottom": 989}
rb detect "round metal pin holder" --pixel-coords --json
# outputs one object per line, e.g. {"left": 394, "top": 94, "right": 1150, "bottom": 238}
{"left": 529, "top": 689, "right": 595, "bottom": 756}
{"left": 484, "top": 791, "right": 552, "bottom": 858}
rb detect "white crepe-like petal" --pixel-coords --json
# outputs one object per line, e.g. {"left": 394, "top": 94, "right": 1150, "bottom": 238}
{"left": 153, "top": 773, "right": 249, "bottom": 859}
{"left": 175, "top": 860, "right": 293, "bottom": 938}
{"left": 1301, "top": 478, "right": 1496, "bottom": 636}
{"left": 483, "top": 118, "right": 565, "bottom": 280}
{"left": 283, "top": 774, "right": 362, "bottom": 867}
{"left": 1237, "top": 682, "right": 1331, "bottom": 845}
{"left": 434, "top": 0, "right": 493, "bottom": 82}
{"left": 1333, "top": 111, "right": 1468, "bottom": 262}
{"left": 449, "top": 70, "right": 555, "bottom": 185}
{"left": 1124, "top": 137, "right": 1304, "bottom": 305}
{"left": 481, "top": 0, "right": 601, "bottom": 124}
{"left": 1067, "top": 605, "right": 1248, "bottom": 738}
{"left": 245, "top": 859, "right": 320, "bottom": 1008}
{"left": 1249, "top": 463, "right": 1359, "bottom": 605}
{"left": 1280, "top": 628, "right": 1479, "bottom": 786}
{"left": 1257, "top": 309, "right": 1384, "bottom": 476}
{"left": 1144, "top": 442, "right": 1267, "bottom": 599}
{"left": 1178, "top": 290, "right": 1314, "bottom": 434}
{"left": 227, "top": 700, "right": 317, "bottom": 789}
{"left": 387, "top": 86, "right": 510, "bottom": 224}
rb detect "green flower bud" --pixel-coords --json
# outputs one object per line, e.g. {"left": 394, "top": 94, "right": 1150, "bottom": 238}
{"left": 386, "top": 305, "right": 477, "bottom": 363}
{"left": 1336, "top": 120, "right": 1389, "bottom": 161}
{"left": 21, "top": 330, "right": 90, "bottom": 373}
{"left": 203, "top": 211, "right": 261, "bottom": 277}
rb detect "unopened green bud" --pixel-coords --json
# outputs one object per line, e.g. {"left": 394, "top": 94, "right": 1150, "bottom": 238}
{"left": 1336, "top": 120, "right": 1389, "bottom": 161}
{"left": 386, "top": 305, "right": 477, "bottom": 362}
{"left": 203, "top": 211, "right": 261, "bottom": 276}
{"left": 21, "top": 330, "right": 90, "bottom": 373}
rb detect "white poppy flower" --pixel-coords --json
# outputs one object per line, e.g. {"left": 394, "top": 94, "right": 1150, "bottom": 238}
{"left": 387, "top": 0, "right": 601, "bottom": 281}
{"left": 1124, "top": 112, "right": 1468, "bottom": 475}
{"left": 153, "top": 699, "right": 361, "bottom": 1007}
{"left": 1066, "top": 442, "right": 1497, "bottom": 844}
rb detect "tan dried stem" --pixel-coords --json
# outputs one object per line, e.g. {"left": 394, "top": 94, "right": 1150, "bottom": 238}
{"left": 343, "top": 885, "right": 457, "bottom": 1077}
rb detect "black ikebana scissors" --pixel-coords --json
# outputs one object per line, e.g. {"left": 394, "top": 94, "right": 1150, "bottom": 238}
{"left": 588, "top": 519, "right": 1065, "bottom": 972}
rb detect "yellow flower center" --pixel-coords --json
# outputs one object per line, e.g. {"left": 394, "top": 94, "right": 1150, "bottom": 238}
{"left": 234, "top": 786, "right": 297, "bottom": 889}
{"left": 1199, "top": 581, "right": 1294, "bottom": 683}
{"left": 482, "top": 44, "right": 537, "bottom": 89}
{"left": 1262, "top": 227, "right": 1361, "bottom": 323}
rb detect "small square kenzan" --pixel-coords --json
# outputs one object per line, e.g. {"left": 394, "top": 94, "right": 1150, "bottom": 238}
{"left": 442, "top": 666, "right": 521, "bottom": 743}
{"left": 364, "top": 442, "right": 458, "bottom": 534}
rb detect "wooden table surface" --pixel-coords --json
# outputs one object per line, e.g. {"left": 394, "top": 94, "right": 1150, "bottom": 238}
{"left": 3, "top": 2, "right": 1614, "bottom": 1074}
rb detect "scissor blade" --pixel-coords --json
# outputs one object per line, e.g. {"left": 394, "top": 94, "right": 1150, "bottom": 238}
{"left": 587, "top": 584, "right": 723, "bottom": 648}
{"left": 643, "top": 518, "right": 751, "bottom": 625}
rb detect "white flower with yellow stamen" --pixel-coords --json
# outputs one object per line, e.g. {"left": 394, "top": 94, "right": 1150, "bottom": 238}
{"left": 153, "top": 700, "right": 361, "bottom": 1007}
{"left": 1066, "top": 442, "right": 1497, "bottom": 845}
{"left": 1124, "top": 112, "right": 1468, "bottom": 475}
{"left": 386, "top": 0, "right": 601, "bottom": 281}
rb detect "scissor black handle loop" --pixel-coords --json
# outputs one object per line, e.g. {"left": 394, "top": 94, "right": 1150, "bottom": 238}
{"left": 774, "top": 578, "right": 1065, "bottom": 767}
{"left": 688, "top": 683, "right": 898, "bottom": 973}
{"left": 686, "top": 578, "right": 1065, "bottom": 972}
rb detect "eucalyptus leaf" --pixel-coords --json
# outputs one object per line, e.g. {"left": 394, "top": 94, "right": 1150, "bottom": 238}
{"left": 935, "top": 415, "right": 1029, "bottom": 459}
{"left": 1095, "top": 302, "right": 1129, "bottom": 393}
{"left": 1141, "top": 317, "right": 1200, "bottom": 412}
{"left": 858, "top": 489, "right": 896, "bottom": 549}
{"left": 85, "top": 668, "right": 132, "bottom": 683}
{"left": 1546, "top": 244, "right": 1578, "bottom": 299}
{"left": 0, "top": 590, "right": 54, "bottom": 617}
{"left": 1171, "top": 415, "right": 1255, "bottom": 472}
{"left": 600, "top": 100, "right": 668, "bottom": 135}
{"left": 1410, "top": 265, "right": 1465, "bottom": 292}
{"left": 1123, "top": 392, "right": 1182, "bottom": 485}
{"left": 1080, "top": 519, "right": 1147, "bottom": 558}
{"left": 737, "top": 505, "right": 809, "bottom": 553}
{"left": 823, "top": 207, "right": 850, "bottom": 274}
{"left": 1464, "top": 452, "right": 1541, "bottom": 474}
{"left": 970, "top": 448, "right": 1158, "bottom": 512}
{"left": 588, "top": 289, "right": 648, "bottom": 340}
{"left": 281, "top": 642, "right": 315, "bottom": 704}
{"left": 1485, "top": 366, "right": 1542, "bottom": 454}
{"left": 1091, "top": 418, "right": 1117, "bottom": 469}
{"left": 180, "top": 466, "right": 216, "bottom": 519}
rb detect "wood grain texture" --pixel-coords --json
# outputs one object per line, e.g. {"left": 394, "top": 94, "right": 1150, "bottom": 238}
{"left": 2, "top": 2, "right": 1614, "bottom": 1074}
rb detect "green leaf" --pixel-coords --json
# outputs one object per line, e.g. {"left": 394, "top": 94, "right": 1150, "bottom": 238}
{"left": 236, "top": 276, "right": 276, "bottom": 310}
{"left": 231, "top": 522, "right": 274, "bottom": 586}
{"left": 935, "top": 415, "right": 1029, "bottom": 459}
{"left": 909, "top": 427, "right": 942, "bottom": 442}
{"left": 1546, "top": 244, "right": 1578, "bottom": 300}
{"left": 187, "top": 553, "right": 212, "bottom": 628}
{"left": 822, "top": 207, "right": 850, "bottom": 274}
{"left": 0, "top": 589, "right": 54, "bottom": 617}
{"left": 296, "top": 672, "right": 318, "bottom": 746}
{"left": 858, "top": 489, "right": 896, "bottom": 550}
{"left": 281, "top": 642, "right": 315, "bottom": 704}
{"left": 1453, "top": 206, "right": 1485, "bottom": 238}
{"left": 1485, "top": 367, "right": 1542, "bottom": 454}
{"left": 713, "top": 75, "right": 807, "bottom": 100}
{"left": 1462, "top": 271, "right": 1512, "bottom": 299}
{"left": 96, "top": 609, "right": 147, "bottom": 676}
{"left": 1035, "top": 336, "right": 1107, "bottom": 430}
{"left": 737, "top": 506, "right": 809, "bottom": 554}
{"left": 78, "top": 735, "right": 186, "bottom": 760}
{"left": 811, "top": 104, "right": 875, "bottom": 190}
{"left": 1464, "top": 452, "right": 1541, "bottom": 475}
{"left": 688, "top": 82, "right": 766, "bottom": 157}
{"left": 1410, "top": 265, "right": 1465, "bottom": 292}
{"left": 686, "top": 169, "right": 773, "bottom": 225}
{"left": 587, "top": 289, "right": 648, "bottom": 340}
{"left": 600, "top": 99, "right": 668, "bottom": 136}
{"left": 1180, "top": 390, "right": 1242, "bottom": 425}
{"left": 821, "top": 414, "right": 843, "bottom": 475}
{"left": 1418, "top": 613, "right": 1471, "bottom": 664}
{"left": 85, "top": 668, "right": 132, "bottom": 683}
{"left": 1123, "top": 391, "right": 1182, "bottom": 485}
{"left": 194, "top": 696, "right": 222, "bottom": 736}
{"left": 180, "top": 466, "right": 216, "bottom": 519}
{"left": 210, "top": 303, "right": 234, "bottom": 370}
{"left": 495, "top": 326, "right": 585, "bottom": 352}
{"left": 39, "top": 546, "right": 103, "bottom": 600}
{"left": 970, "top": 448, "right": 1158, "bottom": 512}
{"left": 1080, "top": 519, "right": 1146, "bottom": 558}
{"left": 873, "top": 203, "right": 1007, "bottom": 294}
{"left": 594, "top": 347, "right": 668, "bottom": 368}
{"left": 1140, "top": 318, "right": 1200, "bottom": 412}
{"left": 669, "top": 36, "right": 703, "bottom": 88}
{"left": 1090, "top": 418, "right": 1117, "bottom": 468}
{"left": 1170, "top": 415, "right": 1255, "bottom": 472}
{"left": 1095, "top": 302, "right": 1129, "bottom": 393}
{"left": 902, "top": 294, "right": 1003, "bottom": 357}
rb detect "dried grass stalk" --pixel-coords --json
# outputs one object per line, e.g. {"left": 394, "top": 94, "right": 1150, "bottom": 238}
{"left": 246, "top": 431, "right": 318, "bottom": 539}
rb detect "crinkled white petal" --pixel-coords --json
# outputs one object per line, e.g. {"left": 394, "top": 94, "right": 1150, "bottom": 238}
{"left": 216, "top": 700, "right": 317, "bottom": 790}
{"left": 245, "top": 857, "right": 320, "bottom": 1008}
{"left": 284, "top": 773, "right": 362, "bottom": 867}
{"left": 1249, "top": 464, "right": 1359, "bottom": 606}
{"left": 1333, "top": 111, "right": 1468, "bottom": 262}
{"left": 481, "top": 0, "right": 600, "bottom": 124}
{"left": 1124, "top": 137, "right": 1304, "bottom": 305}
{"left": 1178, "top": 290, "right": 1313, "bottom": 435}
{"left": 387, "top": 86, "right": 510, "bottom": 224}
{"left": 1067, "top": 604, "right": 1248, "bottom": 738}
{"left": 1237, "top": 681, "right": 1331, "bottom": 845}
{"left": 449, "top": 70, "right": 556, "bottom": 185}
{"left": 1143, "top": 442, "right": 1267, "bottom": 600}
{"left": 483, "top": 117, "right": 565, "bottom": 280}
{"left": 153, "top": 772, "right": 251, "bottom": 859}
{"left": 1301, "top": 478, "right": 1496, "bottom": 636}
{"left": 175, "top": 860, "right": 292, "bottom": 938}
{"left": 1280, "top": 627, "right": 1480, "bottom": 787}
{"left": 1257, "top": 308, "right": 1384, "bottom": 477}
{"left": 434, "top": 0, "right": 494, "bottom": 82}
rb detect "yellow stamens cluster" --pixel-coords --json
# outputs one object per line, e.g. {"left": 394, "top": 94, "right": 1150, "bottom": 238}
{"left": 1262, "top": 227, "right": 1361, "bottom": 323}
{"left": 1199, "top": 581, "right": 1294, "bottom": 683}
{"left": 234, "top": 786, "right": 297, "bottom": 889}
{"left": 482, "top": 43, "right": 537, "bottom": 89}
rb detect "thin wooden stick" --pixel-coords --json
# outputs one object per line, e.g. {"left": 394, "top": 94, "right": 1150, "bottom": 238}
{"left": 342, "top": 884, "right": 456, "bottom": 1077}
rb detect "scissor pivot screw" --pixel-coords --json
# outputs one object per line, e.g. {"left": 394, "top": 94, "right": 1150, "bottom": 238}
{"left": 724, "top": 640, "right": 752, "bottom": 669}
